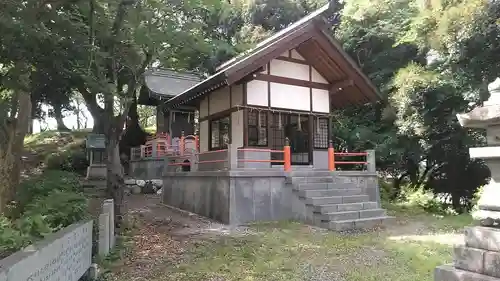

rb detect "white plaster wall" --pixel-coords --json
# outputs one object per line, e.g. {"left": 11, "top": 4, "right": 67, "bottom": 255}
{"left": 209, "top": 86, "right": 230, "bottom": 115}
{"left": 199, "top": 96, "right": 209, "bottom": 118}
{"left": 312, "top": 89, "right": 330, "bottom": 113}
{"left": 231, "top": 110, "right": 244, "bottom": 148}
{"left": 270, "top": 83, "right": 310, "bottom": 111}
{"left": 231, "top": 84, "right": 244, "bottom": 106}
{"left": 270, "top": 59, "right": 309, "bottom": 81}
{"left": 247, "top": 80, "right": 269, "bottom": 106}
{"left": 311, "top": 67, "right": 328, "bottom": 83}
{"left": 291, "top": 49, "right": 305, "bottom": 60}
{"left": 199, "top": 120, "right": 209, "bottom": 152}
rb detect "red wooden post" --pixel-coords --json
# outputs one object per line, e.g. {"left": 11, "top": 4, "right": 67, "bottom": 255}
{"left": 284, "top": 137, "right": 291, "bottom": 172}
{"left": 328, "top": 140, "right": 335, "bottom": 171}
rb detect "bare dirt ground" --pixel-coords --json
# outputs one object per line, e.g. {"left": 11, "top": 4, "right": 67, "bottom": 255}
{"left": 105, "top": 194, "right": 467, "bottom": 281}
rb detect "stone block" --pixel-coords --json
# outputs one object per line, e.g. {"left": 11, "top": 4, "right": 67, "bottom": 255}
{"left": 98, "top": 213, "right": 110, "bottom": 257}
{"left": 342, "top": 195, "right": 369, "bottom": 203}
{"left": 465, "top": 227, "right": 500, "bottom": 252}
{"left": 453, "top": 246, "right": 485, "bottom": 274}
{"left": 435, "top": 264, "right": 500, "bottom": 281}
{"left": 359, "top": 209, "right": 386, "bottom": 219}
{"left": 0, "top": 221, "right": 93, "bottom": 281}
{"left": 102, "top": 200, "right": 115, "bottom": 249}
{"left": 484, "top": 250, "right": 500, "bottom": 278}
{"left": 362, "top": 202, "right": 378, "bottom": 209}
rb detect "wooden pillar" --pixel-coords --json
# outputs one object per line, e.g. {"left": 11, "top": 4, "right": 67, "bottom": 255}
{"left": 308, "top": 115, "right": 314, "bottom": 165}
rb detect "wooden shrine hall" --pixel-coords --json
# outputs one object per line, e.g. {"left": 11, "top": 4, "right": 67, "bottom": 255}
{"left": 160, "top": 3, "right": 380, "bottom": 168}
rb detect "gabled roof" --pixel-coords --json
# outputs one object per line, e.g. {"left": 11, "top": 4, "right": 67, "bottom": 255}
{"left": 165, "top": 3, "right": 381, "bottom": 109}
{"left": 139, "top": 69, "right": 202, "bottom": 105}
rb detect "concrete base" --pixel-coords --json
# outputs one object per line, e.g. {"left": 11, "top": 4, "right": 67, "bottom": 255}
{"left": 435, "top": 226, "right": 500, "bottom": 281}
{"left": 162, "top": 170, "right": 382, "bottom": 227}
{"left": 162, "top": 170, "right": 301, "bottom": 224}
{"left": 86, "top": 164, "right": 106, "bottom": 180}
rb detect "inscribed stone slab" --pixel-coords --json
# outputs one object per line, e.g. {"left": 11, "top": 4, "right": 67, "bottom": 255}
{"left": 0, "top": 221, "right": 93, "bottom": 281}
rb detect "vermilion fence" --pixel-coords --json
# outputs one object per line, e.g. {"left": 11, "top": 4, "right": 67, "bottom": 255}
{"left": 132, "top": 135, "right": 370, "bottom": 172}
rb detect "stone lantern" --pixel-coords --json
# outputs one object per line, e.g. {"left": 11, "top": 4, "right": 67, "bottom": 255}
{"left": 435, "top": 77, "right": 500, "bottom": 280}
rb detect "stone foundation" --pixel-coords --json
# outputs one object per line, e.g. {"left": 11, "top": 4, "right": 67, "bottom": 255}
{"left": 435, "top": 226, "right": 500, "bottom": 280}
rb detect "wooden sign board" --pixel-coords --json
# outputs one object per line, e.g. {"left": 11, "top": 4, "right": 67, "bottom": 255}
{"left": 86, "top": 134, "right": 106, "bottom": 149}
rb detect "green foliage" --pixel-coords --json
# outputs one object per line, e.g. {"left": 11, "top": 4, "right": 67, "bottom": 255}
{"left": 45, "top": 149, "right": 89, "bottom": 176}
{"left": 0, "top": 215, "right": 31, "bottom": 259}
{"left": 1, "top": 171, "right": 89, "bottom": 258}
{"left": 23, "top": 190, "right": 88, "bottom": 232}
{"left": 15, "top": 170, "right": 81, "bottom": 206}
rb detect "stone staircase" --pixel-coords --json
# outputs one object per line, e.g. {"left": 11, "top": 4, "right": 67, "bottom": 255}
{"left": 287, "top": 170, "right": 393, "bottom": 231}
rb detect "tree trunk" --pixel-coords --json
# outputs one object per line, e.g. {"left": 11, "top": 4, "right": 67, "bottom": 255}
{"left": 106, "top": 134, "right": 125, "bottom": 227}
{"left": 0, "top": 87, "right": 31, "bottom": 214}
{"left": 54, "top": 104, "right": 69, "bottom": 131}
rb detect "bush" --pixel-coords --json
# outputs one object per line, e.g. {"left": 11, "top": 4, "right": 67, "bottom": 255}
{"left": 0, "top": 216, "right": 31, "bottom": 259}
{"left": 23, "top": 190, "right": 88, "bottom": 232}
{"left": 1, "top": 171, "right": 89, "bottom": 259}
{"left": 14, "top": 170, "right": 82, "bottom": 216}
{"left": 46, "top": 147, "right": 88, "bottom": 175}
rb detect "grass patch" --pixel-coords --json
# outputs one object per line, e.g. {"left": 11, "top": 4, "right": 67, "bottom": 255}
{"left": 122, "top": 206, "right": 471, "bottom": 281}
{"left": 24, "top": 129, "right": 90, "bottom": 159}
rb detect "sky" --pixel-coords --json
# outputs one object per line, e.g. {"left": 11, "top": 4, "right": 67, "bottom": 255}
{"left": 33, "top": 103, "right": 94, "bottom": 133}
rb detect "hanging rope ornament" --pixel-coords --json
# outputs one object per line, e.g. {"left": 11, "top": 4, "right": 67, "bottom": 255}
{"left": 297, "top": 113, "right": 302, "bottom": 131}
{"left": 316, "top": 116, "right": 320, "bottom": 134}
{"left": 258, "top": 111, "right": 263, "bottom": 129}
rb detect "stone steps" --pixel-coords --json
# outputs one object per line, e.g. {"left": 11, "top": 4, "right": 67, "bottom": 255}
{"left": 304, "top": 194, "right": 369, "bottom": 205}
{"left": 325, "top": 216, "right": 393, "bottom": 231}
{"left": 316, "top": 209, "right": 386, "bottom": 222}
{"left": 292, "top": 182, "right": 357, "bottom": 190}
{"left": 288, "top": 173, "right": 391, "bottom": 231}
{"left": 313, "top": 202, "right": 378, "bottom": 213}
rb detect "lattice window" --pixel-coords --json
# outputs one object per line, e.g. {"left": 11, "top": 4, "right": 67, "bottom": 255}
{"left": 248, "top": 111, "right": 268, "bottom": 146}
{"left": 313, "top": 117, "right": 329, "bottom": 149}
{"left": 210, "top": 116, "right": 230, "bottom": 150}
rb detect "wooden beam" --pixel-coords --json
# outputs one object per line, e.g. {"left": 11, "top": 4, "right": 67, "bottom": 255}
{"left": 253, "top": 73, "right": 330, "bottom": 90}
{"left": 275, "top": 56, "right": 310, "bottom": 66}
{"left": 329, "top": 79, "right": 354, "bottom": 93}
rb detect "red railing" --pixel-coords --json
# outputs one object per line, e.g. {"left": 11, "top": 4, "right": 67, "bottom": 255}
{"left": 237, "top": 144, "right": 291, "bottom": 171}
{"left": 327, "top": 141, "right": 368, "bottom": 171}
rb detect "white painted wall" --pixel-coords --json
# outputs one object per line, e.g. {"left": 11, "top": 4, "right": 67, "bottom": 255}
{"left": 209, "top": 86, "right": 230, "bottom": 114}
{"left": 246, "top": 80, "right": 268, "bottom": 106}
{"left": 311, "top": 67, "right": 328, "bottom": 83}
{"left": 270, "top": 59, "right": 309, "bottom": 81}
{"left": 270, "top": 83, "right": 310, "bottom": 111}
{"left": 231, "top": 110, "right": 244, "bottom": 148}
{"left": 312, "top": 89, "right": 330, "bottom": 113}
{"left": 199, "top": 120, "right": 209, "bottom": 152}
{"left": 291, "top": 49, "right": 305, "bottom": 60}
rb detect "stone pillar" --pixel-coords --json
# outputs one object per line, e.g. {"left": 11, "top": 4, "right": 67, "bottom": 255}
{"left": 435, "top": 77, "right": 500, "bottom": 281}
{"left": 366, "top": 150, "right": 376, "bottom": 173}
{"left": 102, "top": 199, "right": 115, "bottom": 249}
{"left": 98, "top": 213, "right": 110, "bottom": 256}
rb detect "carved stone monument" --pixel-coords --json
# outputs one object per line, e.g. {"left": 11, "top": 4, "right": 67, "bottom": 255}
{"left": 435, "top": 78, "right": 500, "bottom": 280}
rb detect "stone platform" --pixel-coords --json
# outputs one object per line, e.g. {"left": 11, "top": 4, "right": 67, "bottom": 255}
{"left": 435, "top": 226, "right": 500, "bottom": 280}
